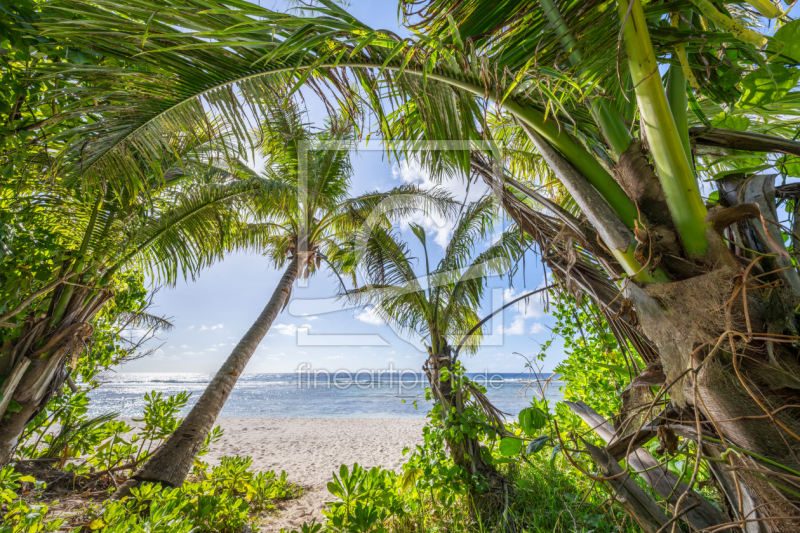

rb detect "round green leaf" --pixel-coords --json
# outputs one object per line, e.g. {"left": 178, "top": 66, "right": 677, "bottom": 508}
{"left": 499, "top": 437, "right": 523, "bottom": 457}
{"left": 518, "top": 407, "right": 547, "bottom": 435}
{"left": 738, "top": 65, "right": 800, "bottom": 109}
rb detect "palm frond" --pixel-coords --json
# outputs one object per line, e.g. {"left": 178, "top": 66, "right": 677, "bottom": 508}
{"left": 443, "top": 225, "right": 531, "bottom": 353}
{"left": 116, "top": 311, "right": 175, "bottom": 332}
{"left": 112, "top": 178, "right": 294, "bottom": 285}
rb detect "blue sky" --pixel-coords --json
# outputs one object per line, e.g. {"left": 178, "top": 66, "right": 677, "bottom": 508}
{"left": 120, "top": 0, "right": 799, "bottom": 375}
{"left": 119, "top": 0, "right": 570, "bottom": 375}
{"left": 126, "top": 144, "right": 566, "bottom": 374}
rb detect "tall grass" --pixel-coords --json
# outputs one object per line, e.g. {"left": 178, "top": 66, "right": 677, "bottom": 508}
{"left": 385, "top": 460, "right": 643, "bottom": 533}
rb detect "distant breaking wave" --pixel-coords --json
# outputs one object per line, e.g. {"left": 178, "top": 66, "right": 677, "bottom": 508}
{"left": 85, "top": 372, "right": 564, "bottom": 419}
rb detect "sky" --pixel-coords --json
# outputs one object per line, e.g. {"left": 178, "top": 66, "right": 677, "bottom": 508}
{"left": 124, "top": 145, "right": 567, "bottom": 375}
{"left": 118, "top": 0, "right": 800, "bottom": 376}
{"left": 120, "top": 0, "right": 568, "bottom": 376}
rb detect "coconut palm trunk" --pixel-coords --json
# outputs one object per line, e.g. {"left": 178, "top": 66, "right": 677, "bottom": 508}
{"left": 423, "top": 343, "right": 504, "bottom": 493}
{"left": 114, "top": 253, "right": 302, "bottom": 498}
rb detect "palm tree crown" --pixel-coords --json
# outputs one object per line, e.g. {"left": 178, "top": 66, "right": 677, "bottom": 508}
{"left": 252, "top": 103, "right": 459, "bottom": 284}
{"left": 343, "top": 196, "right": 529, "bottom": 357}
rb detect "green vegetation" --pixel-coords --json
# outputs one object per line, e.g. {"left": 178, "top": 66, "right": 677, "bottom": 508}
{"left": 3, "top": 0, "right": 800, "bottom": 531}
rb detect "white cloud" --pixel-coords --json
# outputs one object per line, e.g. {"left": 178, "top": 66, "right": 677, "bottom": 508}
{"left": 503, "top": 288, "right": 517, "bottom": 303}
{"left": 126, "top": 327, "right": 151, "bottom": 339}
{"left": 273, "top": 323, "right": 312, "bottom": 336}
{"left": 392, "top": 158, "right": 489, "bottom": 249}
{"left": 529, "top": 323, "right": 547, "bottom": 335}
{"left": 218, "top": 343, "right": 226, "bottom": 347}
{"left": 207, "top": 347, "right": 218, "bottom": 351}
{"left": 211, "top": 324, "right": 224, "bottom": 330}
{"left": 180, "top": 344, "right": 189, "bottom": 349}
{"left": 392, "top": 158, "right": 432, "bottom": 186}
{"left": 398, "top": 210, "right": 454, "bottom": 248}
{"left": 355, "top": 306, "right": 384, "bottom": 326}
{"left": 182, "top": 351, "right": 202, "bottom": 355}
{"left": 200, "top": 325, "right": 208, "bottom": 331}
{"left": 151, "top": 349, "right": 165, "bottom": 360}
{"left": 503, "top": 288, "right": 545, "bottom": 319}
{"left": 326, "top": 355, "right": 344, "bottom": 360}
{"left": 187, "top": 326, "right": 195, "bottom": 331}
{"left": 499, "top": 316, "right": 526, "bottom": 335}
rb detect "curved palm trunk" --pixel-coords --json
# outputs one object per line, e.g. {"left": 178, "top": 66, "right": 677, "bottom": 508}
{"left": 114, "top": 254, "right": 301, "bottom": 498}
{"left": 485, "top": 151, "right": 800, "bottom": 530}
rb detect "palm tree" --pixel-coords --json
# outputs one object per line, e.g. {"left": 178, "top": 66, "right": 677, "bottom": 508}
{"left": 115, "top": 102, "right": 458, "bottom": 495}
{"left": 24, "top": 0, "right": 800, "bottom": 527}
{"left": 340, "top": 196, "right": 529, "bottom": 500}
{"left": 0, "top": 123, "right": 284, "bottom": 465}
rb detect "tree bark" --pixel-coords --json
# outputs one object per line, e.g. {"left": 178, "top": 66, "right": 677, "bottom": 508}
{"left": 113, "top": 254, "right": 301, "bottom": 498}
{"left": 423, "top": 343, "right": 507, "bottom": 509}
{"left": 492, "top": 160, "right": 800, "bottom": 531}
{"left": 690, "top": 127, "right": 800, "bottom": 158}
{"left": 0, "top": 316, "right": 96, "bottom": 465}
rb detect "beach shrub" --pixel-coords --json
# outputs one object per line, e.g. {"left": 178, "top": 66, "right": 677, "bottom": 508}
{"left": 194, "top": 455, "right": 301, "bottom": 512}
{"left": 322, "top": 463, "right": 403, "bottom": 532}
{"left": 0, "top": 466, "right": 62, "bottom": 533}
{"left": 98, "top": 480, "right": 251, "bottom": 532}
{"left": 94, "top": 457, "right": 301, "bottom": 532}
{"left": 0, "top": 457, "right": 301, "bottom": 533}
{"left": 280, "top": 449, "right": 642, "bottom": 533}
{"left": 17, "top": 390, "right": 222, "bottom": 474}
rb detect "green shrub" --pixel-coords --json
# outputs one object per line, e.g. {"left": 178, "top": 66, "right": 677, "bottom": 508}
{"left": 0, "top": 457, "right": 300, "bottom": 533}
{"left": 95, "top": 456, "right": 301, "bottom": 532}
{"left": 18, "top": 390, "right": 221, "bottom": 475}
{"left": 322, "top": 463, "right": 404, "bottom": 533}
{"left": 0, "top": 466, "right": 63, "bottom": 533}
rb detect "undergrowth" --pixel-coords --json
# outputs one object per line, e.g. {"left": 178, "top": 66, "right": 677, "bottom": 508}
{"left": 0, "top": 390, "right": 302, "bottom": 533}
{"left": 0, "top": 297, "right": 724, "bottom": 533}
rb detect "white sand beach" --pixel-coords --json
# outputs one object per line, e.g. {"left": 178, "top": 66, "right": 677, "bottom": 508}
{"left": 204, "top": 418, "right": 426, "bottom": 532}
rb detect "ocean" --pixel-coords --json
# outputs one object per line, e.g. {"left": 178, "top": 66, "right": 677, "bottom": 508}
{"left": 86, "top": 372, "right": 564, "bottom": 419}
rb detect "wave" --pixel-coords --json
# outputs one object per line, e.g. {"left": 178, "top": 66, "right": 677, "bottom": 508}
{"left": 91, "top": 372, "right": 562, "bottom": 388}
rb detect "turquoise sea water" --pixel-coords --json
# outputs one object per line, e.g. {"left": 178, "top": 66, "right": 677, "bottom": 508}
{"left": 86, "top": 372, "right": 563, "bottom": 419}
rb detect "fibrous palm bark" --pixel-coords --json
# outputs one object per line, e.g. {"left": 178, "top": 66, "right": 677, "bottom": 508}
{"left": 0, "top": 288, "right": 110, "bottom": 465}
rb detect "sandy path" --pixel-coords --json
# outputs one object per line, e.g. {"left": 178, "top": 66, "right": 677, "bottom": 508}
{"left": 204, "top": 418, "right": 426, "bottom": 532}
